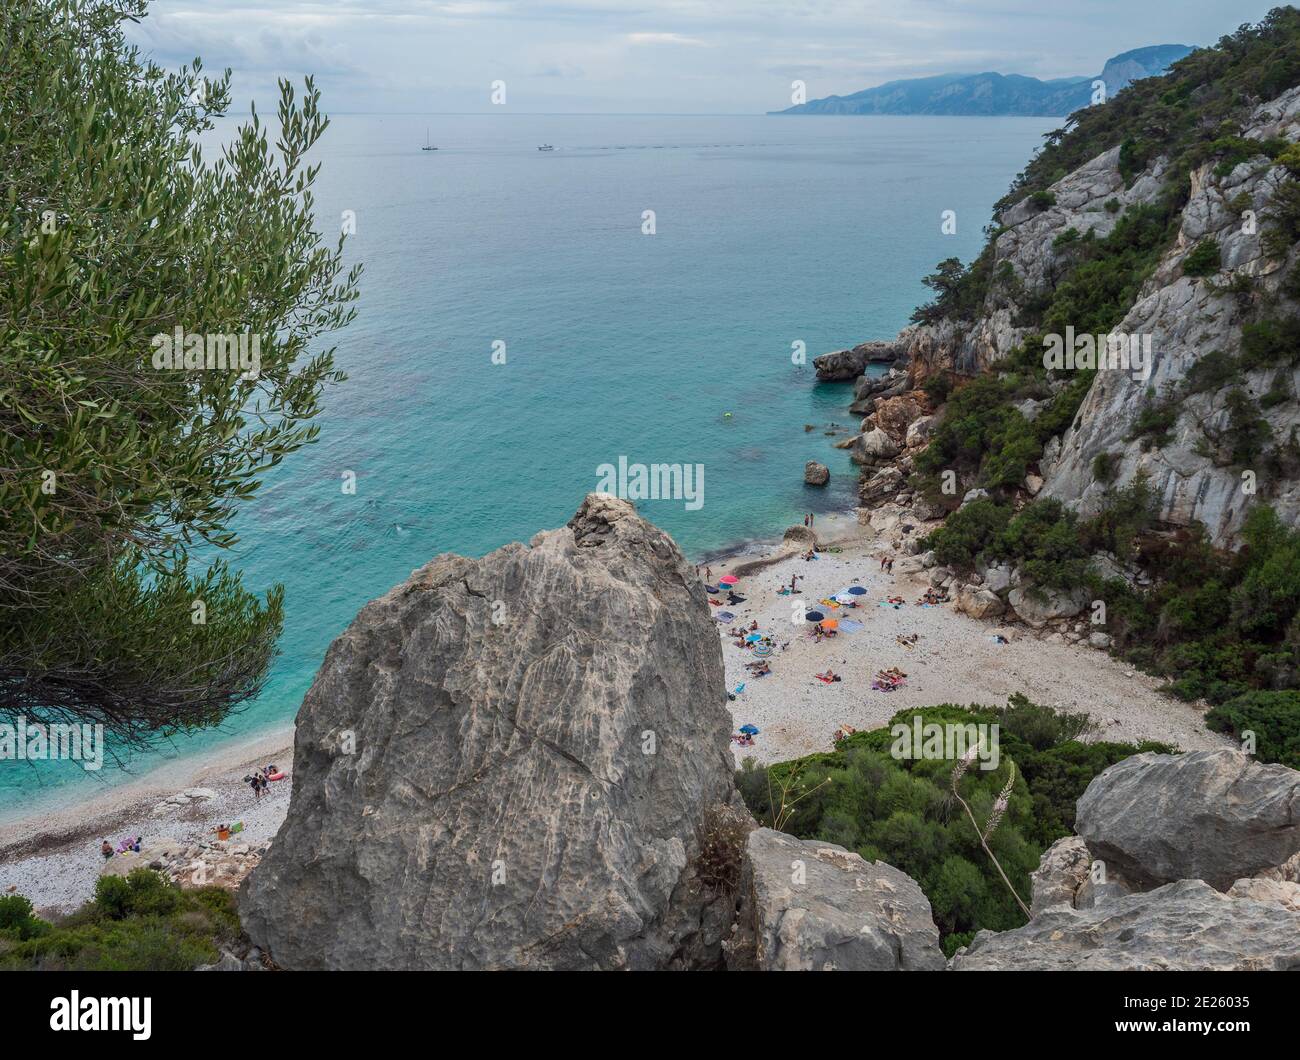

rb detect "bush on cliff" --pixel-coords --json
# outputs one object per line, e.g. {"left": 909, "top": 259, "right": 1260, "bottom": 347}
{"left": 0, "top": 869, "right": 241, "bottom": 971}
{"left": 735, "top": 698, "right": 1170, "bottom": 952}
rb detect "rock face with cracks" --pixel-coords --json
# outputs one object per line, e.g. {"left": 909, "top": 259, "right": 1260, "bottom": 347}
{"left": 240, "top": 494, "right": 737, "bottom": 970}
{"left": 1074, "top": 750, "right": 1300, "bottom": 891}
{"left": 724, "top": 828, "right": 945, "bottom": 971}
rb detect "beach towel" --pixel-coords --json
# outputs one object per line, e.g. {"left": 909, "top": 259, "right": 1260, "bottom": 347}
{"left": 839, "top": 620, "right": 864, "bottom": 633}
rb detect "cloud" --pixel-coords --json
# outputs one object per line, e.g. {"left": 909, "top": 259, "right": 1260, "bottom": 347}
{"left": 625, "top": 32, "right": 707, "bottom": 46}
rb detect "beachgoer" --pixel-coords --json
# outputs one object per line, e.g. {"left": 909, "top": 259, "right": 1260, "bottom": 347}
{"left": 100, "top": 840, "right": 113, "bottom": 861}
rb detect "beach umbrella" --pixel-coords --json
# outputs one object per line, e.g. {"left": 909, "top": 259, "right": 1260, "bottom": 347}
{"left": 846, "top": 586, "right": 867, "bottom": 595}
{"left": 820, "top": 619, "right": 839, "bottom": 631}
{"left": 745, "top": 633, "right": 763, "bottom": 643}
{"left": 752, "top": 644, "right": 773, "bottom": 657}
{"left": 738, "top": 724, "right": 759, "bottom": 735}
{"left": 719, "top": 574, "right": 739, "bottom": 585}
{"left": 804, "top": 610, "right": 825, "bottom": 622}
{"left": 833, "top": 592, "right": 857, "bottom": 605}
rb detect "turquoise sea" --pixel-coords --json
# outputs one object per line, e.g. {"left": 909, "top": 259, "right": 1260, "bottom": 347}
{"left": 0, "top": 112, "right": 1055, "bottom": 820}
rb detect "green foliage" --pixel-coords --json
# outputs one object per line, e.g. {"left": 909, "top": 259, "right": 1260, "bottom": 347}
{"left": 1206, "top": 690, "right": 1300, "bottom": 767}
{"left": 921, "top": 373, "right": 953, "bottom": 405}
{"left": 736, "top": 700, "right": 1166, "bottom": 947}
{"left": 1029, "top": 190, "right": 1056, "bottom": 211}
{"left": 1091, "top": 507, "right": 1300, "bottom": 703}
{"left": 1182, "top": 238, "right": 1222, "bottom": 278}
{"left": 913, "top": 376, "right": 1041, "bottom": 495}
{"left": 1092, "top": 451, "right": 1120, "bottom": 483}
{"left": 0, "top": 0, "right": 361, "bottom": 742}
{"left": 924, "top": 498, "right": 1012, "bottom": 568}
{"left": 0, "top": 894, "right": 48, "bottom": 941}
{"left": 1239, "top": 316, "right": 1300, "bottom": 370}
{"left": 991, "top": 499, "right": 1090, "bottom": 591}
{"left": 1129, "top": 389, "right": 1179, "bottom": 450}
{"left": 1184, "top": 350, "right": 1240, "bottom": 395}
{"left": 910, "top": 252, "right": 995, "bottom": 325}
{"left": 0, "top": 869, "right": 241, "bottom": 970}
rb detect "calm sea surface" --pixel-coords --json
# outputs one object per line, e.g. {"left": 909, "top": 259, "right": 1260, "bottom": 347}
{"left": 0, "top": 112, "right": 1055, "bottom": 820}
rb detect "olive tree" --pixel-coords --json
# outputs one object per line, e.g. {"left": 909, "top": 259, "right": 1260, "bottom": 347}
{"left": 0, "top": 0, "right": 361, "bottom": 745}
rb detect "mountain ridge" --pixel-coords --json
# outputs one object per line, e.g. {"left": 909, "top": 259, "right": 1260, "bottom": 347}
{"left": 773, "top": 44, "right": 1193, "bottom": 116}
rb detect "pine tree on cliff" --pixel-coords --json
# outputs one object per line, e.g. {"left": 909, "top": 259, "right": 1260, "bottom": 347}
{"left": 0, "top": 0, "right": 361, "bottom": 745}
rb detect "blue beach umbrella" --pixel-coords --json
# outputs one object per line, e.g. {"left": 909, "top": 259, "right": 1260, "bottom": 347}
{"left": 804, "top": 610, "right": 825, "bottom": 622}
{"left": 846, "top": 586, "right": 867, "bottom": 595}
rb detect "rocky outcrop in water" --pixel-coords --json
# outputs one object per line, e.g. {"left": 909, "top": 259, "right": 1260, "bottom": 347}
{"left": 240, "top": 494, "right": 738, "bottom": 970}
{"left": 724, "top": 828, "right": 944, "bottom": 971}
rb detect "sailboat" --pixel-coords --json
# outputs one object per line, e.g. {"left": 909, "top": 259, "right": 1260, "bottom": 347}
{"left": 421, "top": 127, "right": 437, "bottom": 151}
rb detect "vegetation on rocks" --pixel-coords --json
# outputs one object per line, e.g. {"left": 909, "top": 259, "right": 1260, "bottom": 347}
{"left": 736, "top": 698, "right": 1172, "bottom": 954}
{"left": 0, "top": 869, "right": 241, "bottom": 971}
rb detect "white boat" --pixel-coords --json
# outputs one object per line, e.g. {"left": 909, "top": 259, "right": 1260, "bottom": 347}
{"left": 537, "top": 144, "right": 555, "bottom": 152}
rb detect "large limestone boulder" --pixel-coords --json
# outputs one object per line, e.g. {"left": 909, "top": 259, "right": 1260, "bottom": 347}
{"left": 804, "top": 461, "right": 829, "bottom": 486}
{"left": 725, "top": 829, "right": 944, "bottom": 971}
{"left": 240, "top": 494, "right": 738, "bottom": 970}
{"left": 850, "top": 427, "right": 901, "bottom": 466}
{"left": 956, "top": 585, "right": 1005, "bottom": 620}
{"left": 951, "top": 879, "right": 1300, "bottom": 970}
{"left": 1075, "top": 750, "right": 1300, "bottom": 891}
{"left": 1007, "top": 584, "right": 1087, "bottom": 628}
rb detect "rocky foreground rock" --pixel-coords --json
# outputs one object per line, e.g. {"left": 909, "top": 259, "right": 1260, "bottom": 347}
{"left": 725, "top": 828, "right": 944, "bottom": 971}
{"left": 240, "top": 494, "right": 737, "bottom": 970}
{"left": 1075, "top": 750, "right": 1300, "bottom": 890}
{"left": 952, "top": 880, "right": 1300, "bottom": 970}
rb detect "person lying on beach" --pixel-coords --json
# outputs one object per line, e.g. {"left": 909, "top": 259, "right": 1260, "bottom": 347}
{"left": 814, "top": 670, "right": 841, "bottom": 683}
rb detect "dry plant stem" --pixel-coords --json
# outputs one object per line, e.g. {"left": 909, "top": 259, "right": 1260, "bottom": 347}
{"left": 951, "top": 767, "right": 1032, "bottom": 921}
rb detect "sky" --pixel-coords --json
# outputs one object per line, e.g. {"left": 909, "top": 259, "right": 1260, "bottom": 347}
{"left": 125, "top": 0, "right": 1281, "bottom": 114}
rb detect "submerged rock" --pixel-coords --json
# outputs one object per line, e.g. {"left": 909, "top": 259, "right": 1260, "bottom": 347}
{"left": 1075, "top": 750, "right": 1300, "bottom": 890}
{"left": 240, "top": 494, "right": 737, "bottom": 970}
{"left": 725, "top": 828, "right": 944, "bottom": 971}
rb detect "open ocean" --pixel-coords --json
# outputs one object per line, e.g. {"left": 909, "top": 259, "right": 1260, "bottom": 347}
{"left": 0, "top": 111, "right": 1055, "bottom": 821}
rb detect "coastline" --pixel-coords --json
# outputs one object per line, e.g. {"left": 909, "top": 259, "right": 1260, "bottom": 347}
{"left": 0, "top": 480, "right": 1232, "bottom": 915}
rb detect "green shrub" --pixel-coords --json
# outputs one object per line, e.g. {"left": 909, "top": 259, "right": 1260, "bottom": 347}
{"left": 1, "top": 873, "right": 241, "bottom": 971}
{"left": 736, "top": 700, "right": 1167, "bottom": 949}
{"left": 992, "top": 499, "right": 1089, "bottom": 591}
{"left": 1184, "top": 350, "right": 1239, "bottom": 395}
{"left": 924, "top": 499, "right": 1011, "bottom": 569}
{"left": 1182, "top": 238, "right": 1222, "bottom": 278}
{"left": 1206, "top": 690, "right": 1300, "bottom": 768}
{"left": 1092, "top": 451, "right": 1120, "bottom": 484}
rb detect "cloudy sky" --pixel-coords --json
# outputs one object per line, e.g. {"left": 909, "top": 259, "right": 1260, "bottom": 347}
{"left": 127, "top": 0, "right": 1278, "bottom": 114}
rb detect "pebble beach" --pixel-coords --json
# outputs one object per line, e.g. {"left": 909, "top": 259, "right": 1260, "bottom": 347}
{"left": 0, "top": 507, "right": 1233, "bottom": 916}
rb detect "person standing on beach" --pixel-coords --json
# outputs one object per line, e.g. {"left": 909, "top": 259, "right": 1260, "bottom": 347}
{"left": 100, "top": 840, "right": 113, "bottom": 861}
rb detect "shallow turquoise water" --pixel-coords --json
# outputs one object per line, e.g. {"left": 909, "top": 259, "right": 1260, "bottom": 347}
{"left": 0, "top": 112, "right": 1054, "bottom": 819}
